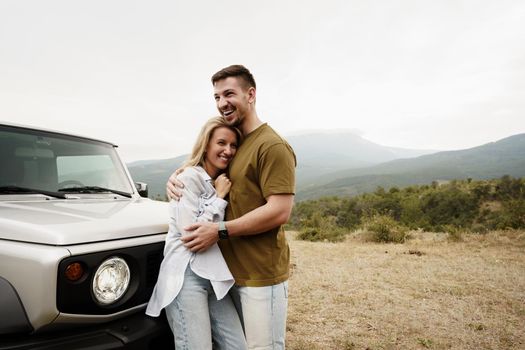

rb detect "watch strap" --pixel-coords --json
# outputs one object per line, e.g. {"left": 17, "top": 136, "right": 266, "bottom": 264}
{"left": 218, "top": 221, "right": 229, "bottom": 240}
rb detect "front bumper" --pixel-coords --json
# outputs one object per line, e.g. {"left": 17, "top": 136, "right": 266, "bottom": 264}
{"left": 0, "top": 312, "right": 173, "bottom": 350}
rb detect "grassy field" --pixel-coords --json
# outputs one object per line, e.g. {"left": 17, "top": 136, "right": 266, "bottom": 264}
{"left": 286, "top": 230, "right": 525, "bottom": 350}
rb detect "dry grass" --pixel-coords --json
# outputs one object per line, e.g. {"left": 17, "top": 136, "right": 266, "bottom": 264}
{"left": 286, "top": 230, "right": 525, "bottom": 350}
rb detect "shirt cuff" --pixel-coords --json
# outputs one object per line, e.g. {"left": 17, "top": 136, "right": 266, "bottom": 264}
{"left": 213, "top": 197, "right": 228, "bottom": 211}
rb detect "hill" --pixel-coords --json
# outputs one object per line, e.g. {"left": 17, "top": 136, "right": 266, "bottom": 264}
{"left": 128, "top": 154, "right": 187, "bottom": 200}
{"left": 128, "top": 130, "right": 434, "bottom": 199}
{"left": 287, "top": 131, "right": 434, "bottom": 185}
{"left": 297, "top": 133, "right": 525, "bottom": 201}
{"left": 127, "top": 131, "right": 525, "bottom": 202}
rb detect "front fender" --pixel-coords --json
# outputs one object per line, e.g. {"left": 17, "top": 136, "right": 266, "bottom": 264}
{"left": 0, "top": 276, "right": 33, "bottom": 335}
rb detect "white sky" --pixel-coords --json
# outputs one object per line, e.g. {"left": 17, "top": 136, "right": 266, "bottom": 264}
{"left": 1, "top": 0, "right": 524, "bottom": 162}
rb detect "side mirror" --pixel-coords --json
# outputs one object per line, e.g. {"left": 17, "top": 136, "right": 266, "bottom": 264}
{"left": 135, "top": 182, "right": 148, "bottom": 198}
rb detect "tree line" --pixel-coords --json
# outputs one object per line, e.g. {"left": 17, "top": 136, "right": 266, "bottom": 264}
{"left": 288, "top": 175, "right": 525, "bottom": 242}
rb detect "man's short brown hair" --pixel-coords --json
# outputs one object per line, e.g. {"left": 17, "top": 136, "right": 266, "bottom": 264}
{"left": 211, "top": 65, "right": 256, "bottom": 90}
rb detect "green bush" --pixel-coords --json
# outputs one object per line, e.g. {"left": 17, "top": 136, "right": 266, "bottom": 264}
{"left": 334, "top": 198, "right": 361, "bottom": 229}
{"left": 420, "top": 188, "right": 479, "bottom": 228}
{"left": 288, "top": 177, "right": 525, "bottom": 240}
{"left": 362, "top": 214, "right": 409, "bottom": 243}
{"left": 297, "top": 225, "right": 347, "bottom": 242}
{"left": 296, "top": 212, "right": 348, "bottom": 242}
{"left": 475, "top": 198, "right": 525, "bottom": 230}
{"left": 399, "top": 195, "right": 427, "bottom": 229}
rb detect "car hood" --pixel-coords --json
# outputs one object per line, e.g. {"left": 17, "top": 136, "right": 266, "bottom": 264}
{"left": 0, "top": 197, "right": 169, "bottom": 245}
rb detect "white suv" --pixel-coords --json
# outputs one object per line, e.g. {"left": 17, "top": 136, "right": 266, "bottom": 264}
{"left": 0, "top": 123, "right": 173, "bottom": 349}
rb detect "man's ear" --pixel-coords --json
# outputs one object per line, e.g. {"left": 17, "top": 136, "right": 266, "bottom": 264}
{"left": 248, "top": 87, "right": 256, "bottom": 104}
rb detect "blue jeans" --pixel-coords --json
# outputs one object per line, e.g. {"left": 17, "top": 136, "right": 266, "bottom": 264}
{"left": 165, "top": 266, "right": 247, "bottom": 350}
{"left": 230, "top": 281, "right": 289, "bottom": 350}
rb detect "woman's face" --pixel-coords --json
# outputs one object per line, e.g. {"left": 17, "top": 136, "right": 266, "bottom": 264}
{"left": 203, "top": 126, "right": 238, "bottom": 178}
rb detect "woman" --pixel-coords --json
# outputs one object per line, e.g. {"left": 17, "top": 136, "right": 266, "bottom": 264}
{"left": 146, "top": 117, "right": 246, "bottom": 349}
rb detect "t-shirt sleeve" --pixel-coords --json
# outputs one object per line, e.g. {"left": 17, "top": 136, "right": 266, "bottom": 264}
{"left": 258, "top": 142, "right": 296, "bottom": 198}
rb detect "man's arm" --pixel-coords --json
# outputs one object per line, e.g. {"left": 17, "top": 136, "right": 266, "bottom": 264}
{"left": 181, "top": 194, "right": 294, "bottom": 252}
{"left": 225, "top": 194, "right": 294, "bottom": 236}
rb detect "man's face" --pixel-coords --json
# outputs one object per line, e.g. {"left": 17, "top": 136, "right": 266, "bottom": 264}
{"left": 213, "top": 77, "right": 254, "bottom": 127}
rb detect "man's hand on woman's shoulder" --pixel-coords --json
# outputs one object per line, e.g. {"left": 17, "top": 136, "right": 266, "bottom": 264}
{"left": 166, "top": 168, "right": 185, "bottom": 200}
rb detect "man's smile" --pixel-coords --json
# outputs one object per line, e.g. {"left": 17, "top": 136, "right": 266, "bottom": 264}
{"left": 222, "top": 108, "right": 235, "bottom": 117}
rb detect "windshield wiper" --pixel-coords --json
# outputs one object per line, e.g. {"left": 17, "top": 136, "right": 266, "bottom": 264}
{"left": 0, "top": 185, "right": 68, "bottom": 199}
{"left": 58, "top": 186, "right": 132, "bottom": 198}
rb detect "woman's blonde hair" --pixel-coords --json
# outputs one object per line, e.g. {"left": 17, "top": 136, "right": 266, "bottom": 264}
{"left": 183, "top": 116, "right": 243, "bottom": 169}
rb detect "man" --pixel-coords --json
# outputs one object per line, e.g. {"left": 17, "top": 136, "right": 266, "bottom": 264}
{"left": 166, "top": 65, "right": 296, "bottom": 349}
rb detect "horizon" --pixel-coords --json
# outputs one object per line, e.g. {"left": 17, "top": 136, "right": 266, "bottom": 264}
{"left": 126, "top": 129, "right": 523, "bottom": 164}
{"left": 2, "top": 1, "right": 524, "bottom": 163}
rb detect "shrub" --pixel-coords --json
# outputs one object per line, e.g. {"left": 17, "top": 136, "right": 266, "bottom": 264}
{"left": 297, "top": 212, "right": 348, "bottom": 242}
{"left": 445, "top": 225, "right": 465, "bottom": 242}
{"left": 289, "top": 177, "right": 525, "bottom": 241}
{"left": 399, "top": 195, "right": 427, "bottom": 229}
{"left": 297, "top": 225, "right": 347, "bottom": 242}
{"left": 470, "top": 223, "right": 489, "bottom": 234}
{"left": 334, "top": 198, "right": 361, "bottom": 229}
{"left": 362, "top": 214, "right": 409, "bottom": 243}
{"left": 420, "top": 188, "right": 478, "bottom": 229}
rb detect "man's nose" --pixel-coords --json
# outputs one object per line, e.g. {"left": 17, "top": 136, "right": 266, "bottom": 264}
{"left": 217, "top": 96, "right": 228, "bottom": 109}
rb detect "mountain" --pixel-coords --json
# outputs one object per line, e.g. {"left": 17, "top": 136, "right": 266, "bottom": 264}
{"left": 296, "top": 133, "right": 525, "bottom": 201}
{"left": 127, "top": 131, "right": 525, "bottom": 202}
{"left": 128, "top": 154, "right": 187, "bottom": 200}
{"left": 127, "top": 131, "right": 434, "bottom": 200}
{"left": 286, "top": 131, "right": 435, "bottom": 185}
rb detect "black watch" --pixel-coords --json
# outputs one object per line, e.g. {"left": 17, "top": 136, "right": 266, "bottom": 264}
{"left": 218, "top": 221, "right": 229, "bottom": 240}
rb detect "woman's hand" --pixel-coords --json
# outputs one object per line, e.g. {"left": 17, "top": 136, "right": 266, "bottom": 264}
{"left": 214, "top": 174, "right": 231, "bottom": 199}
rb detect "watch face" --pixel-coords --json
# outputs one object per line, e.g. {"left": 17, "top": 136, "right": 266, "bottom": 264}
{"left": 219, "top": 230, "right": 229, "bottom": 240}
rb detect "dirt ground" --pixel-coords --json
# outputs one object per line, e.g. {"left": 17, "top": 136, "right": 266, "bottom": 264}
{"left": 285, "top": 230, "right": 525, "bottom": 350}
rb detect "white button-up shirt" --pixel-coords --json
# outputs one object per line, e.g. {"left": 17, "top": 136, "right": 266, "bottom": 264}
{"left": 146, "top": 166, "right": 234, "bottom": 317}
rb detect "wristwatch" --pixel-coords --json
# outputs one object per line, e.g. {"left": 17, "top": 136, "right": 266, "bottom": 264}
{"left": 218, "top": 221, "right": 229, "bottom": 240}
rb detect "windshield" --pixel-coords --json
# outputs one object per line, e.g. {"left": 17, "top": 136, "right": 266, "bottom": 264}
{"left": 0, "top": 125, "right": 134, "bottom": 196}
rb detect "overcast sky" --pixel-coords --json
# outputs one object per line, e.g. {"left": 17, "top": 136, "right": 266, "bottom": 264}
{"left": 1, "top": 0, "right": 524, "bottom": 162}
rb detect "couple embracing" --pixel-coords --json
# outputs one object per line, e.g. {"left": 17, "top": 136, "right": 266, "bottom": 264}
{"left": 146, "top": 65, "right": 296, "bottom": 350}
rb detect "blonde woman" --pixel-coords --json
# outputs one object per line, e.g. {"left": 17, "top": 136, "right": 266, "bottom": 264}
{"left": 146, "top": 117, "right": 246, "bottom": 349}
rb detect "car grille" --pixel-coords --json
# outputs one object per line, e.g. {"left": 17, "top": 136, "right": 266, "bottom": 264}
{"left": 146, "top": 250, "right": 163, "bottom": 289}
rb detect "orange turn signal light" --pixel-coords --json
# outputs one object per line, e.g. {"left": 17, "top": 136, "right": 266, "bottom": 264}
{"left": 65, "top": 262, "right": 84, "bottom": 282}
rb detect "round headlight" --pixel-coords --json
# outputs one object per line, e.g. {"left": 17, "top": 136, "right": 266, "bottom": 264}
{"left": 92, "top": 257, "right": 130, "bottom": 305}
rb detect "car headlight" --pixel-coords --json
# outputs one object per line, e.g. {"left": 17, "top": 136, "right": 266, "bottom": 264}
{"left": 92, "top": 257, "right": 130, "bottom": 305}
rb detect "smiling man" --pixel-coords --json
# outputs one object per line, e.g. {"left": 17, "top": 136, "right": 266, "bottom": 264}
{"left": 167, "top": 65, "right": 296, "bottom": 349}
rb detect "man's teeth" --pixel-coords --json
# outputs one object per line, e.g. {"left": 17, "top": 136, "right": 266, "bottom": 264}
{"left": 223, "top": 110, "right": 234, "bottom": 116}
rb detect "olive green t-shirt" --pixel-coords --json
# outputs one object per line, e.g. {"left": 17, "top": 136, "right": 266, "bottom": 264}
{"left": 219, "top": 123, "right": 296, "bottom": 287}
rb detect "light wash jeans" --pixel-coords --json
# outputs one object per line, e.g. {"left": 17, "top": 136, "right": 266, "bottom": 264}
{"left": 230, "top": 281, "right": 289, "bottom": 350}
{"left": 165, "top": 266, "right": 247, "bottom": 350}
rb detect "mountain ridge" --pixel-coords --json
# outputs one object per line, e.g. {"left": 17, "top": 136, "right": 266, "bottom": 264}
{"left": 296, "top": 133, "right": 525, "bottom": 200}
{"left": 127, "top": 131, "right": 524, "bottom": 201}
